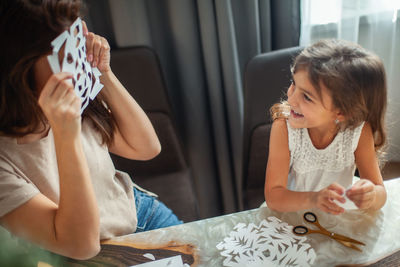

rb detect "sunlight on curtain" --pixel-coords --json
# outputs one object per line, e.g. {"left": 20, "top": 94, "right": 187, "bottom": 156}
{"left": 300, "top": 0, "right": 400, "bottom": 161}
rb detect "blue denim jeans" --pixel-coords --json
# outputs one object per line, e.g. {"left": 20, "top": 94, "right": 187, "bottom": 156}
{"left": 134, "top": 187, "right": 183, "bottom": 233}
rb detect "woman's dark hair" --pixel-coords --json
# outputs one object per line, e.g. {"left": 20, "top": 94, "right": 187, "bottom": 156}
{"left": 271, "top": 39, "right": 387, "bottom": 155}
{"left": 0, "top": 0, "right": 115, "bottom": 144}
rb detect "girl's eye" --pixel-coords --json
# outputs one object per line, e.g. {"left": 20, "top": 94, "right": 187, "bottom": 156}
{"left": 303, "top": 93, "right": 312, "bottom": 102}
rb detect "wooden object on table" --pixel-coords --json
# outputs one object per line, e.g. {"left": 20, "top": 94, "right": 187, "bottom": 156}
{"left": 66, "top": 240, "right": 197, "bottom": 266}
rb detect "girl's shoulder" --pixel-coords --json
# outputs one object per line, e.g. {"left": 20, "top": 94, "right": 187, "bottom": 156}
{"left": 271, "top": 117, "right": 288, "bottom": 127}
{"left": 271, "top": 118, "right": 302, "bottom": 141}
{"left": 271, "top": 118, "right": 289, "bottom": 135}
{"left": 270, "top": 118, "right": 291, "bottom": 150}
{"left": 343, "top": 121, "right": 365, "bottom": 152}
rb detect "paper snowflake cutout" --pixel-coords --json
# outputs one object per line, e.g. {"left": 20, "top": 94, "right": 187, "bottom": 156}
{"left": 216, "top": 217, "right": 316, "bottom": 267}
{"left": 47, "top": 17, "right": 103, "bottom": 113}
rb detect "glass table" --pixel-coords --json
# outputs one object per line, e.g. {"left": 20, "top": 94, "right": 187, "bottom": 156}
{"left": 68, "top": 178, "right": 400, "bottom": 266}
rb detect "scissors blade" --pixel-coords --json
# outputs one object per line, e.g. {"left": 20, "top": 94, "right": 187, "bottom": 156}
{"left": 331, "top": 233, "right": 365, "bottom": 246}
{"left": 335, "top": 239, "right": 363, "bottom": 252}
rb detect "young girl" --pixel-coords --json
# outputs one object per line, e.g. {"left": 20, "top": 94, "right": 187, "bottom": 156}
{"left": 264, "top": 39, "right": 387, "bottom": 215}
{"left": 0, "top": 0, "right": 181, "bottom": 260}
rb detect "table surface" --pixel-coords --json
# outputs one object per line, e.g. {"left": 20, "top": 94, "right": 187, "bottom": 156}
{"left": 68, "top": 178, "right": 400, "bottom": 267}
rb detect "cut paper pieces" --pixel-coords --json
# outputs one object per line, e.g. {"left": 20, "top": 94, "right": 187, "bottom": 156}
{"left": 131, "top": 255, "right": 184, "bottom": 267}
{"left": 216, "top": 217, "right": 316, "bottom": 267}
{"left": 143, "top": 253, "right": 156, "bottom": 261}
{"left": 47, "top": 17, "right": 103, "bottom": 113}
{"left": 334, "top": 189, "right": 358, "bottom": 210}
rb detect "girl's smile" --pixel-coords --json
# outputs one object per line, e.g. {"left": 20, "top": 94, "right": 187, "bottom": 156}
{"left": 290, "top": 109, "right": 304, "bottom": 119}
{"left": 287, "top": 69, "right": 340, "bottom": 131}
{"left": 287, "top": 69, "right": 344, "bottom": 148}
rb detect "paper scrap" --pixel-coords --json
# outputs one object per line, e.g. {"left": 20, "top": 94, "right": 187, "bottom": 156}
{"left": 130, "top": 255, "right": 184, "bottom": 267}
{"left": 216, "top": 217, "right": 316, "bottom": 267}
{"left": 143, "top": 253, "right": 156, "bottom": 261}
{"left": 334, "top": 188, "right": 358, "bottom": 210}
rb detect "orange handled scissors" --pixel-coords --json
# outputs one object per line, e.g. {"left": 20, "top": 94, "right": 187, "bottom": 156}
{"left": 293, "top": 212, "right": 365, "bottom": 252}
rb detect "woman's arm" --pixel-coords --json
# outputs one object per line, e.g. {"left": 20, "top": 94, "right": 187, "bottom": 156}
{"left": 265, "top": 119, "right": 345, "bottom": 214}
{"left": 349, "top": 122, "right": 387, "bottom": 210}
{"left": 84, "top": 22, "right": 161, "bottom": 160}
{"left": 1, "top": 72, "right": 100, "bottom": 260}
{"left": 100, "top": 71, "right": 161, "bottom": 160}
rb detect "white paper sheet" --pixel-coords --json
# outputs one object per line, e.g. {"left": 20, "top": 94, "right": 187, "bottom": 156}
{"left": 216, "top": 217, "right": 316, "bottom": 267}
{"left": 334, "top": 188, "right": 358, "bottom": 210}
{"left": 47, "top": 17, "right": 103, "bottom": 113}
{"left": 130, "top": 255, "right": 184, "bottom": 267}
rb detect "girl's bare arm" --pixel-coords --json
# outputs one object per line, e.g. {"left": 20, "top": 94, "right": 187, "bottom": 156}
{"left": 350, "top": 122, "right": 387, "bottom": 210}
{"left": 265, "top": 119, "right": 345, "bottom": 214}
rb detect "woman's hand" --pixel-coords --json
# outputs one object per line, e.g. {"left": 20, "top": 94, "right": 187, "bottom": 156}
{"left": 346, "top": 179, "right": 376, "bottom": 210}
{"left": 38, "top": 72, "right": 81, "bottom": 138}
{"left": 313, "top": 183, "right": 346, "bottom": 215}
{"left": 82, "top": 21, "right": 111, "bottom": 73}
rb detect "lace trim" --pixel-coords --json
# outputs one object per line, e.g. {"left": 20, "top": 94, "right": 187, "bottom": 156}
{"left": 287, "top": 121, "right": 365, "bottom": 174}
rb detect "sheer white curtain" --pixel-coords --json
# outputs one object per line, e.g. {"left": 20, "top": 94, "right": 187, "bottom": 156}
{"left": 300, "top": 0, "right": 400, "bottom": 161}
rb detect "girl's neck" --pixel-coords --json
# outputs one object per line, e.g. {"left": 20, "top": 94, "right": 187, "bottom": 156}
{"left": 307, "top": 125, "right": 339, "bottom": 149}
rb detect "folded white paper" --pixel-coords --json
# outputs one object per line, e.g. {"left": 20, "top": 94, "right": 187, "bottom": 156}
{"left": 216, "top": 217, "right": 316, "bottom": 267}
{"left": 47, "top": 17, "right": 103, "bottom": 113}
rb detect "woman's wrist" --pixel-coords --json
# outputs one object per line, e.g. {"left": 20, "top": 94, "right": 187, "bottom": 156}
{"left": 99, "top": 70, "right": 118, "bottom": 99}
{"left": 99, "top": 69, "right": 115, "bottom": 85}
{"left": 51, "top": 120, "right": 82, "bottom": 144}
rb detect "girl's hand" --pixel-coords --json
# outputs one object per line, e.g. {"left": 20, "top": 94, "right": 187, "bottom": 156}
{"left": 314, "top": 183, "right": 346, "bottom": 215}
{"left": 346, "top": 179, "right": 376, "bottom": 210}
{"left": 38, "top": 72, "right": 81, "bottom": 137}
{"left": 82, "top": 20, "right": 111, "bottom": 73}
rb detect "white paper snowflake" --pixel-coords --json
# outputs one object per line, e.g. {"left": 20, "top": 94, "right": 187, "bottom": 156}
{"left": 216, "top": 217, "right": 316, "bottom": 267}
{"left": 47, "top": 17, "right": 103, "bottom": 113}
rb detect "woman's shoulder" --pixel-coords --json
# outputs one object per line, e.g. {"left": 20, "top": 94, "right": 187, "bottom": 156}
{"left": 0, "top": 132, "right": 18, "bottom": 148}
{"left": 81, "top": 118, "right": 108, "bottom": 148}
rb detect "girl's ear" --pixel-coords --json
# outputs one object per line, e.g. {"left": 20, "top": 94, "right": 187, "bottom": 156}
{"left": 335, "top": 111, "right": 346, "bottom": 123}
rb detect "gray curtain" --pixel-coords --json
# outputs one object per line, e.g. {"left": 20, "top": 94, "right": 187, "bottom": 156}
{"left": 85, "top": 0, "right": 299, "bottom": 218}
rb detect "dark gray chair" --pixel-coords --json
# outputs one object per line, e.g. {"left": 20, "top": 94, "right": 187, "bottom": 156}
{"left": 109, "top": 47, "right": 199, "bottom": 222}
{"left": 242, "top": 46, "right": 303, "bottom": 209}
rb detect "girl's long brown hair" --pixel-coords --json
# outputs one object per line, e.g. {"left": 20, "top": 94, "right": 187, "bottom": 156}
{"left": 271, "top": 39, "right": 387, "bottom": 154}
{"left": 0, "top": 0, "right": 115, "bottom": 145}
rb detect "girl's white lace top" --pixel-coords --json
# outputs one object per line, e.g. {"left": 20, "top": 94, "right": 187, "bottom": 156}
{"left": 287, "top": 120, "right": 365, "bottom": 191}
